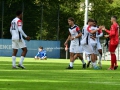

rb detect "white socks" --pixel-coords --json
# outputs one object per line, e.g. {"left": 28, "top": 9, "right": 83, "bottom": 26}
{"left": 87, "top": 55, "right": 91, "bottom": 62}
{"left": 19, "top": 56, "right": 25, "bottom": 66}
{"left": 12, "top": 56, "right": 16, "bottom": 67}
{"left": 92, "top": 62, "right": 97, "bottom": 68}
{"left": 12, "top": 56, "right": 25, "bottom": 67}
{"left": 70, "top": 62, "right": 73, "bottom": 67}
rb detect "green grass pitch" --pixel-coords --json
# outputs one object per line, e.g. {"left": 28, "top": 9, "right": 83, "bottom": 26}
{"left": 0, "top": 57, "right": 120, "bottom": 90}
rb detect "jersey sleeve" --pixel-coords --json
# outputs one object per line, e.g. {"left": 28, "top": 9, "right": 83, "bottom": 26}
{"left": 106, "top": 24, "right": 117, "bottom": 37}
{"left": 87, "top": 26, "right": 92, "bottom": 32}
{"left": 17, "top": 20, "right": 22, "bottom": 26}
{"left": 17, "top": 20, "right": 27, "bottom": 38}
{"left": 76, "top": 26, "right": 81, "bottom": 33}
{"left": 36, "top": 52, "right": 39, "bottom": 57}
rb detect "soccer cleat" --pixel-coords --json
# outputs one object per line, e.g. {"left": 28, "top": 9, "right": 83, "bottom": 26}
{"left": 18, "top": 64, "right": 25, "bottom": 69}
{"left": 66, "top": 65, "right": 73, "bottom": 69}
{"left": 94, "top": 66, "right": 101, "bottom": 70}
{"left": 87, "top": 61, "right": 91, "bottom": 68}
{"left": 98, "top": 61, "right": 102, "bottom": 68}
{"left": 108, "top": 67, "right": 114, "bottom": 70}
{"left": 12, "top": 66, "right": 19, "bottom": 69}
{"left": 114, "top": 66, "right": 118, "bottom": 70}
{"left": 82, "top": 63, "right": 86, "bottom": 69}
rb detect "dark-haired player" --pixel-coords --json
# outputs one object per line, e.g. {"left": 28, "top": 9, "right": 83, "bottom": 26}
{"left": 81, "top": 19, "right": 102, "bottom": 69}
{"left": 10, "top": 10, "right": 30, "bottom": 69}
{"left": 64, "top": 17, "right": 86, "bottom": 69}
{"left": 102, "top": 16, "right": 119, "bottom": 70}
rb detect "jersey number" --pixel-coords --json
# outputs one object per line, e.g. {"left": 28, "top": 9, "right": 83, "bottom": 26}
{"left": 11, "top": 22, "right": 16, "bottom": 30}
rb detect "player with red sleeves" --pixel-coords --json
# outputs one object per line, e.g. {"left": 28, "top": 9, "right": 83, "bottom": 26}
{"left": 10, "top": 10, "right": 30, "bottom": 69}
{"left": 64, "top": 17, "right": 86, "bottom": 69}
{"left": 103, "top": 16, "right": 119, "bottom": 70}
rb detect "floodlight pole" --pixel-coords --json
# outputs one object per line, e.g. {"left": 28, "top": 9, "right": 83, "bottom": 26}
{"left": 84, "top": 0, "right": 88, "bottom": 26}
{"left": 83, "top": 0, "right": 89, "bottom": 59}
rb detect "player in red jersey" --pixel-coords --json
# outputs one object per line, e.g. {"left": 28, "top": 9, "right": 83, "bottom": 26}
{"left": 103, "top": 16, "right": 119, "bottom": 70}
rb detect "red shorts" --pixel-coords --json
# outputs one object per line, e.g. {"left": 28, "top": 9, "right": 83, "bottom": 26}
{"left": 109, "top": 44, "right": 118, "bottom": 52}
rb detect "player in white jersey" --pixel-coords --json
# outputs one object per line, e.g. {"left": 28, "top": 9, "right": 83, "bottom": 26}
{"left": 86, "top": 25, "right": 98, "bottom": 68}
{"left": 94, "top": 20, "right": 103, "bottom": 67}
{"left": 64, "top": 17, "right": 86, "bottom": 69}
{"left": 10, "top": 11, "right": 30, "bottom": 69}
{"left": 65, "top": 33, "right": 86, "bottom": 69}
{"left": 81, "top": 19, "right": 102, "bottom": 69}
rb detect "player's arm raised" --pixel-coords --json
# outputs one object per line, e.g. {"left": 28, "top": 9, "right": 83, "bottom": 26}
{"left": 103, "top": 25, "right": 116, "bottom": 37}
{"left": 96, "top": 30, "right": 103, "bottom": 38}
{"left": 17, "top": 20, "right": 30, "bottom": 41}
{"left": 87, "top": 26, "right": 102, "bottom": 34}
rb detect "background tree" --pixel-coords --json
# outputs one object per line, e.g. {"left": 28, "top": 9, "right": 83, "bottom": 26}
{"left": 0, "top": 0, "right": 120, "bottom": 40}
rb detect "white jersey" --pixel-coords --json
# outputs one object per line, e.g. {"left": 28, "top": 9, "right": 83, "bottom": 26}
{"left": 96, "top": 29, "right": 103, "bottom": 42}
{"left": 90, "top": 26, "right": 97, "bottom": 45}
{"left": 69, "top": 25, "right": 81, "bottom": 46}
{"left": 81, "top": 25, "right": 91, "bottom": 45}
{"left": 96, "top": 29, "right": 103, "bottom": 50}
{"left": 10, "top": 17, "right": 27, "bottom": 40}
{"left": 81, "top": 25, "right": 96, "bottom": 54}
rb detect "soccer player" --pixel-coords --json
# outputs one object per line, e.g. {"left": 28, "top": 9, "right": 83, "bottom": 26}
{"left": 65, "top": 35, "right": 86, "bottom": 69}
{"left": 102, "top": 16, "right": 119, "bottom": 70}
{"left": 95, "top": 21, "right": 103, "bottom": 67}
{"left": 64, "top": 17, "right": 85, "bottom": 69}
{"left": 34, "top": 46, "right": 47, "bottom": 60}
{"left": 10, "top": 10, "right": 30, "bottom": 69}
{"left": 81, "top": 19, "right": 102, "bottom": 69}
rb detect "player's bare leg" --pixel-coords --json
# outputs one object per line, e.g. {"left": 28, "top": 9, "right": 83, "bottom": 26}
{"left": 74, "top": 53, "right": 86, "bottom": 69}
{"left": 18, "top": 47, "right": 28, "bottom": 69}
{"left": 98, "top": 49, "right": 102, "bottom": 67}
{"left": 66, "top": 52, "right": 74, "bottom": 69}
{"left": 91, "top": 54, "right": 100, "bottom": 69}
{"left": 12, "top": 49, "right": 18, "bottom": 69}
{"left": 86, "top": 54, "right": 91, "bottom": 68}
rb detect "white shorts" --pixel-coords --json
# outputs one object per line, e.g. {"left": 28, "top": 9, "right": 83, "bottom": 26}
{"left": 70, "top": 44, "right": 81, "bottom": 53}
{"left": 90, "top": 43, "right": 97, "bottom": 54}
{"left": 81, "top": 43, "right": 94, "bottom": 54}
{"left": 79, "top": 45, "right": 83, "bottom": 53}
{"left": 12, "top": 39, "right": 26, "bottom": 49}
{"left": 97, "top": 42, "right": 102, "bottom": 50}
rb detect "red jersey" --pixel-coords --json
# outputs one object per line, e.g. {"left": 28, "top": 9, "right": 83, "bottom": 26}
{"left": 106, "top": 22, "right": 119, "bottom": 45}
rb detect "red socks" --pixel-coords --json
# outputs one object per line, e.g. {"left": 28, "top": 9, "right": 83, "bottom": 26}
{"left": 110, "top": 53, "right": 117, "bottom": 69}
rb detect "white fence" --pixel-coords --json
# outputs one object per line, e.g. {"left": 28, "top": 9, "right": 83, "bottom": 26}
{"left": 102, "top": 41, "right": 120, "bottom": 61}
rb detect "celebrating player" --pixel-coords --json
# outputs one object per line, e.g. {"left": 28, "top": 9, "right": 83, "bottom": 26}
{"left": 10, "top": 10, "right": 30, "bottom": 69}
{"left": 102, "top": 16, "right": 119, "bottom": 70}
{"left": 95, "top": 21, "right": 103, "bottom": 67}
{"left": 81, "top": 19, "right": 102, "bottom": 69}
{"left": 64, "top": 17, "right": 85, "bottom": 69}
